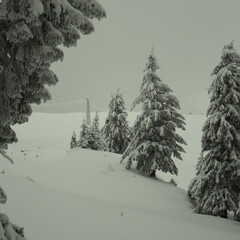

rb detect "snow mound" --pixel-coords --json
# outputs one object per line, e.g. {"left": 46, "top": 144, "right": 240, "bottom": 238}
{"left": 1, "top": 148, "right": 240, "bottom": 240}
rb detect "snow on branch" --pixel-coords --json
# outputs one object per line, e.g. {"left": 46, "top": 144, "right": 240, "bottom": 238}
{"left": 0, "top": 187, "right": 7, "bottom": 204}
{"left": 0, "top": 149, "right": 14, "bottom": 164}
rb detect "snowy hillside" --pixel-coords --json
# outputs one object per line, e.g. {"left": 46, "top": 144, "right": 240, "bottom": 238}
{"left": 1, "top": 112, "right": 240, "bottom": 240}
{"left": 3, "top": 112, "right": 204, "bottom": 190}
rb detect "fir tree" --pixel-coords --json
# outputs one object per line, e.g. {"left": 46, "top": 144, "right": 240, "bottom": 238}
{"left": 122, "top": 49, "right": 186, "bottom": 177}
{"left": 188, "top": 42, "right": 240, "bottom": 219}
{"left": 103, "top": 90, "right": 130, "bottom": 154}
{"left": 70, "top": 131, "right": 78, "bottom": 149}
{"left": 92, "top": 110, "right": 100, "bottom": 133}
{"left": 0, "top": 0, "right": 106, "bottom": 238}
{"left": 92, "top": 111, "right": 106, "bottom": 150}
{"left": 79, "top": 118, "right": 91, "bottom": 148}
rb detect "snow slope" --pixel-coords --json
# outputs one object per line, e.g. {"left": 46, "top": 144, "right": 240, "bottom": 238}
{"left": 1, "top": 148, "right": 240, "bottom": 240}
{"left": 1, "top": 112, "right": 240, "bottom": 240}
{"left": 3, "top": 112, "right": 205, "bottom": 190}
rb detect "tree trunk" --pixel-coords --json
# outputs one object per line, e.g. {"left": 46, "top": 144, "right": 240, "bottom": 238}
{"left": 220, "top": 210, "right": 227, "bottom": 219}
{"left": 150, "top": 170, "right": 157, "bottom": 179}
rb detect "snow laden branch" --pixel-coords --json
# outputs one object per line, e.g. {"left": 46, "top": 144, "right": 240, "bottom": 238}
{"left": 0, "top": 187, "right": 26, "bottom": 239}
{"left": 0, "top": 0, "right": 106, "bottom": 150}
{"left": 0, "top": 0, "right": 106, "bottom": 239}
{"left": 0, "top": 149, "right": 14, "bottom": 164}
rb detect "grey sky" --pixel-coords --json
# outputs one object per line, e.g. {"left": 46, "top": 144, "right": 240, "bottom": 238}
{"left": 35, "top": 0, "right": 240, "bottom": 114}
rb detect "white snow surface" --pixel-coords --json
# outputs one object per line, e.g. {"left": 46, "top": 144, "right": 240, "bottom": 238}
{"left": 1, "top": 112, "right": 240, "bottom": 239}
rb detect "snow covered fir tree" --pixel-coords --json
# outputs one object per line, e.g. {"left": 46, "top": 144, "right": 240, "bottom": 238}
{"left": 70, "top": 131, "right": 78, "bottom": 149}
{"left": 0, "top": 0, "right": 106, "bottom": 238}
{"left": 92, "top": 111, "right": 106, "bottom": 150}
{"left": 188, "top": 42, "right": 240, "bottom": 220}
{"left": 79, "top": 118, "right": 92, "bottom": 148}
{"left": 92, "top": 110, "right": 100, "bottom": 133}
{"left": 103, "top": 90, "right": 130, "bottom": 154}
{"left": 121, "top": 49, "right": 186, "bottom": 178}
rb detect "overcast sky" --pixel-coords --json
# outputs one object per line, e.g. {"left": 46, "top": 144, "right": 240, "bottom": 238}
{"left": 36, "top": 0, "right": 240, "bottom": 114}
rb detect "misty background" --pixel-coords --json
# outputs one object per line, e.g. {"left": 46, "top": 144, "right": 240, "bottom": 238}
{"left": 32, "top": 0, "right": 240, "bottom": 114}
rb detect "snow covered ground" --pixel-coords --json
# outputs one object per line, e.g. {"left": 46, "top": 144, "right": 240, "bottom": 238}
{"left": 1, "top": 112, "right": 240, "bottom": 239}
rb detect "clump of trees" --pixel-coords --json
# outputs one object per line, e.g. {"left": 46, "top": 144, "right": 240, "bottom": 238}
{"left": 79, "top": 112, "right": 106, "bottom": 150}
{"left": 71, "top": 111, "right": 106, "bottom": 151}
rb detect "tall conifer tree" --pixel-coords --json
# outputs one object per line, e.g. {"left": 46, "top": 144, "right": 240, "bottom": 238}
{"left": 122, "top": 49, "right": 186, "bottom": 177}
{"left": 188, "top": 42, "right": 240, "bottom": 219}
